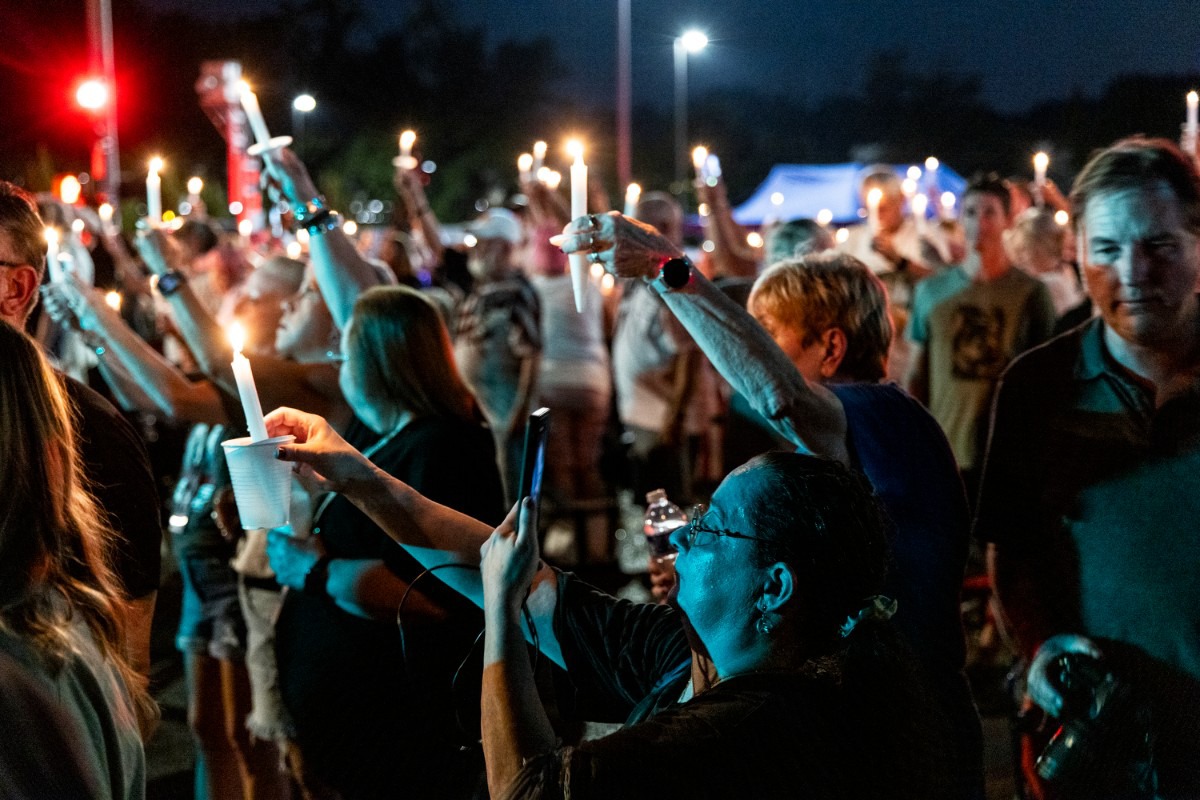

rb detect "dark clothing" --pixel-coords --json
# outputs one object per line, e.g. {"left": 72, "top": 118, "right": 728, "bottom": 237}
{"left": 64, "top": 376, "right": 162, "bottom": 599}
{"left": 520, "top": 572, "right": 952, "bottom": 800}
{"left": 976, "top": 318, "right": 1200, "bottom": 797}
{"left": 830, "top": 382, "right": 982, "bottom": 797}
{"left": 275, "top": 415, "right": 504, "bottom": 799}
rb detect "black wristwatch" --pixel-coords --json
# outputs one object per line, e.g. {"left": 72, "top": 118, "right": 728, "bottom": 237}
{"left": 157, "top": 270, "right": 187, "bottom": 297}
{"left": 303, "top": 554, "right": 333, "bottom": 597}
{"left": 648, "top": 256, "right": 693, "bottom": 293}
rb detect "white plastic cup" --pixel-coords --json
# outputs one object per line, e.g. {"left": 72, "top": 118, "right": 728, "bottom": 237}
{"left": 221, "top": 434, "right": 295, "bottom": 530}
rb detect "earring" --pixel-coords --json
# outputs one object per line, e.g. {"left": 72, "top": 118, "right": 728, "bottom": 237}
{"left": 755, "top": 604, "right": 776, "bottom": 635}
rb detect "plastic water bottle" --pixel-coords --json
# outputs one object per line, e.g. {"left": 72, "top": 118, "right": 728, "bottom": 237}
{"left": 643, "top": 489, "right": 688, "bottom": 562}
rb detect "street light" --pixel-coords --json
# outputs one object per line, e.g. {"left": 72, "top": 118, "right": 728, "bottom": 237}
{"left": 674, "top": 29, "right": 708, "bottom": 192}
{"left": 292, "top": 94, "right": 316, "bottom": 158}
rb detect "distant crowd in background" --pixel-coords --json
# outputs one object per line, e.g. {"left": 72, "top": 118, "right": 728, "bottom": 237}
{"left": 2, "top": 116, "right": 1199, "bottom": 800}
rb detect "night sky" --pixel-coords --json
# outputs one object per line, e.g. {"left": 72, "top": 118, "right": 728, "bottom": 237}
{"left": 143, "top": 0, "right": 1200, "bottom": 113}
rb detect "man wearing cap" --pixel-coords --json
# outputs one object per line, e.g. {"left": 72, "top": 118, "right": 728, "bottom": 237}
{"left": 455, "top": 207, "right": 542, "bottom": 503}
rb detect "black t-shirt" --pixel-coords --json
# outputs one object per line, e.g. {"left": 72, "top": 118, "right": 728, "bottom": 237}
{"left": 518, "top": 572, "right": 954, "bottom": 800}
{"left": 64, "top": 375, "right": 163, "bottom": 599}
{"left": 274, "top": 414, "right": 505, "bottom": 799}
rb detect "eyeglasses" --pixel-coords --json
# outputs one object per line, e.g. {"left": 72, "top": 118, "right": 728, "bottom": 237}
{"left": 684, "top": 505, "right": 774, "bottom": 549}
{"left": 0, "top": 259, "right": 29, "bottom": 268}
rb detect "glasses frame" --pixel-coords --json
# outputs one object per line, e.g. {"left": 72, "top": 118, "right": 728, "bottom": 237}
{"left": 685, "top": 504, "right": 775, "bottom": 549}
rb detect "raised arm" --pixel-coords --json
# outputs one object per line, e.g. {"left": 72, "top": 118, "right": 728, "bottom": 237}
{"left": 556, "top": 213, "right": 848, "bottom": 463}
{"left": 265, "top": 407, "right": 564, "bottom": 667}
{"left": 696, "top": 176, "right": 759, "bottom": 279}
{"left": 262, "top": 147, "right": 394, "bottom": 330}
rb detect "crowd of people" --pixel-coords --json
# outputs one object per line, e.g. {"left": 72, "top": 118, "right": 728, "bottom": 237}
{"left": 1, "top": 119, "right": 1198, "bottom": 800}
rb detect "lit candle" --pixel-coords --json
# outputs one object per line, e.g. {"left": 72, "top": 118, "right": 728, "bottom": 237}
{"left": 600, "top": 272, "right": 615, "bottom": 297}
{"left": 44, "top": 228, "right": 63, "bottom": 283}
{"left": 940, "top": 191, "right": 956, "bottom": 219}
{"left": 816, "top": 208, "right": 833, "bottom": 227}
{"left": 1054, "top": 210, "right": 1070, "bottom": 226}
{"left": 146, "top": 157, "right": 163, "bottom": 225}
{"left": 705, "top": 154, "right": 722, "bottom": 183}
{"left": 517, "top": 153, "right": 533, "bottom": 183}
{"left": 1188, "top": 92, "right": 1198, "bottom": 144}
{"left": 98, "top": 202, "right": 115, "bottom": 234}
{"left": 1033, "top": 152, "right": 1049, "bottom": 192}
{"left": 866, "top": 187, "right": 883, "bottom": 229}
{"left": 105, "top": 290, "right": 122, "bottom": 312}
{"left": 901, "top": 178, "right": 917, "bottom": 198}
{"left": 228, "top": 323, "right": 270, "bottom": 442}
{"left": 239, "top": 82, "right": 273, "bottom": 148}
{"left": 60, "top": 175, "right": 82, "bottom": 205}
{"left": 912, "top": 193, "right": 929, "bottom": 236}
{"left": 543, "top": 170, "right": 562, "bottom": 191}
{"left": 624, "top": 183, "right": 641, "bottom": 217}
{"left": 692, "top": 146, "right": 708, "bottom": 181}
{"left": 906, "top": 165, "right": 922, "bottom": 182}
{"left": 567, "top": 138, "right": 588, "bottom": 313}
{"left": 398, "top": 130, "right": 417, "bottom": 170}
{"left": 925, "top": 156, "right": 940, "bottom": 192}
{"left": 531, "top": 140, "right": 547, "bottom": 174}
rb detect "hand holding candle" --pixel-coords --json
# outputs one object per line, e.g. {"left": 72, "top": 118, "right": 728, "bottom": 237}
{"left": 567, "top": 138, "right": 588, "bottom": 313}
{"left": 239, "top": 81, "right": 292, "bottom": 157}
{"left": 229, "top": 322, "right": 270, "bottom": 442}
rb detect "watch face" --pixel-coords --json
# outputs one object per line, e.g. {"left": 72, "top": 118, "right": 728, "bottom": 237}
{"left": 662, "top": 257, "right": 691, "bottom": 289}
{"left": 158, "top": 272, "right": 183, "bottom": 295}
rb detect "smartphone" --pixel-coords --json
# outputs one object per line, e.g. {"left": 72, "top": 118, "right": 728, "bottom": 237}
{"left": 516, "top": 407, "right": 550, "bottom": 504}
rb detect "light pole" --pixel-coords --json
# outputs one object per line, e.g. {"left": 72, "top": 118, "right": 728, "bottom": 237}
{"left": 616, "top": 0, "right": 632, "bottom": 188}
{"left": 673, "top": 29, "right": 707, "bottom": 192}
{"left": 292, "top": 94, "right": 316, "bottom": 159}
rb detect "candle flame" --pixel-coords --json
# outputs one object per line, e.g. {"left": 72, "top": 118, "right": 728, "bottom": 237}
{"left": 906, "top": 165, "right": 922, "bottom": 181}
{"left": 400, "top": 130, "right": 417, "bottom": 150}
{"left": 566, "top": 138, "right": 584, "bottom": 160}
{"left": 286, "top": 241, "right": 302, "bottom": 259}
{"left": 532, "top": 140, "right": 547, "bottom": 158}
{"left": 1054, "top": 210, "right": 1070, "bottom": 226}
{"left": 900, "top": 178, "right": 917, "bottom": 198}
{"left": 545, "top": 171, "right": 563, "bottom": 190}
{"left": 44, "top": 227, "right": 59, "bottom": 246}
{"left": 912, "top": 194, "right": 928, "bottom": 215}
{"left": 770, "top": 192, "right": 784, "bottom": 206}
{"left": 940, "top": 191, "right": 956, "bottom": 209}
{"left": 99, "top": 203, "right": 113, "bottom": 222}
{"left": 148, "top": 156, "right": 164, "bottom": 173}
{"left": 1033, "top": 152, "right": 1049, "bottom": 172}
{"left": 835, "top": 227, "right": 850, "bottom": 244}
{"left": 600, "top": 273, "right": 615, "bottom": 295}
{"left": 1189, "top": 91, "right": 1198, "bottom": 105}
{"left": 626, "top": 182, "right": 641, "bottom": 198}
{"left": 237, "top": 218, "right": 253, "bottom": 237}
{"left": 746, "top": 231, "right": 764, "bottom": 248}
{"left": 187, "top": 176, "right": 204, "bottom": 194}
{"left": 60, "top": 176, "right": 82, "bottom": 205}
{"left": 816, "top": 209, "right": 833, "bottom": 226}
{"left": 239, "top": 80, "right": 253, "bottom": 96}
{"left": 692, "top": 146, "right": 708, "bottom": 171}
{"left": 71, "top": 219, "right": 85, "bottom": 234}
{"left": 228, "top": 322, "right": 247, "bottom": 355}
{"left": 517, "top": 153, "right": 533, "bottom": 172}
{"left": 105, "top": 291, "right": 121, "bottom": 311}
{"left": 867, "top": 187, "right": 884, "bottom": 209}
{"left": 343, "top": 220, "right": 358, "bottom": 236}
{"left": 925, "top": 156, "right": 940, "bottom": 172}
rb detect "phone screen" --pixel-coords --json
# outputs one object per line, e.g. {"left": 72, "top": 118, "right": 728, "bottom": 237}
{"left": 517, "top": 407, "right": 550, "bottom": 503}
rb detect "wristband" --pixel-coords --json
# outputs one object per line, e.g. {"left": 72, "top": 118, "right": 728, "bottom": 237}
{"left": 303, "top": 554, "right": 333, "bottom": 596}
{"left": 305, "top": 209, "right": 342, "bottom": 236}
{"left": 647, "top": 256, "right": 693, "bottom": 293}
{"left": 291, "top": 196, "right": 328, "bottom": 227}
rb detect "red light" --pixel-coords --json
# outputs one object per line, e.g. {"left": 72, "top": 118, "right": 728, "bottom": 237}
{"left": 76, "top": 79, "right": 109, "bottom": 111}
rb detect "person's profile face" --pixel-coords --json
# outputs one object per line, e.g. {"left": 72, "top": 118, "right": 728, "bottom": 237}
{"left": 1081, "top": 183, "right": 1200, "bottom": 348}
{"left": 755, "top": 311, "right": 828, "bottom": 383}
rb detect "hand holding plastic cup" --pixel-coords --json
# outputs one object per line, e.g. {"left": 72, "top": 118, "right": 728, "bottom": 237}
{"left": 222, "top": 434, "right": 295, "bottom": 529}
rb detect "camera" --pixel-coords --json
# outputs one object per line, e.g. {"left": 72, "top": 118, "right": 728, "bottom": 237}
{"left": 1035, "top": 653, "right": 1157, "bottom": 799}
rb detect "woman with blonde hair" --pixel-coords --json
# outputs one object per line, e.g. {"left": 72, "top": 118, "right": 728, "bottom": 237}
{"left": 0, "top": 321, "right": 155, "bottom": 798}
{"left": 266, "top": 285, "right": 505, "bottom": 798}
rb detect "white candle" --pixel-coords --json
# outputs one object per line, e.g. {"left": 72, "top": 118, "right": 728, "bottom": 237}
{"left": 239, "top": 82, "right": 273, "bottom": 148}
{"left": 940, "top": 191, "right": 956, "bottom": 219}
{"left": 912, "top": 193, "right": 929, "bottom": 236}
{"left": 517, "top": 153, "right": 533, "bottom": 183}
{"left": 866, "top": 187, "right": 883, "bottom": 229}
{"left": 531, "top": 141, "right": 547, "bottom": 174}
{"left": 229, "top": 323, "right": 270, "bottom": 442}
{"left": 1033, "top": 152, "right": 1049, "bottom": 206}
{"left": 567, "top": 139, "right": 588, "bottom": 314}
{"left": 44, "top": 228, "right": 63, "bottom": 283}
{"left": 146, "top": 157, "right": 163, "bottom": 225}
{"left": 398, "top": 130, "right": 417, "bottom": 170}
{"left": 1188, "top": 92, "right": 1198, "bottom": 141}
{"left": 692, "top": 146, "right": 708, "bottom": 181}
{"left": 624, "top": 183, "right": 641, "bottom": 217}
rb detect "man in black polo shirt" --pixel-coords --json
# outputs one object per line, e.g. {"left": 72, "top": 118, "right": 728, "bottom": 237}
{"left": 0, "top": 181, "right": 161, "bottom": 679}
{"left": 977, "top": 138, "right": 1200, "bottom": 798}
